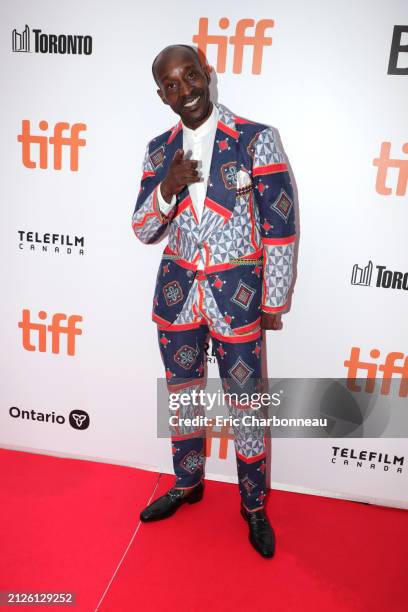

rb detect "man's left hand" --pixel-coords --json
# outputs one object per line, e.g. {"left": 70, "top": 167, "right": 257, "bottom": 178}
{"left": 261, "top": 313, "right": 282, "bottom": 330}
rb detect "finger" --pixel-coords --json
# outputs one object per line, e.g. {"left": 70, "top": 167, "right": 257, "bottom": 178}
{"left": 180, "top": 159, "right": 199, "bottom": 170}
{"left": 188, "top": 159, "right": 199, "bottom": 168}
{"left": 184, "top": 175, "right": 202, "bottom": 185}
{"left": 172, "top": 174, "right": 200, "bottom": 190}
{"left": 173, "top": 149, "right": 185, "bottom": 163}
{"left": 179, "top": 167, "right": 200, "bottom": 179}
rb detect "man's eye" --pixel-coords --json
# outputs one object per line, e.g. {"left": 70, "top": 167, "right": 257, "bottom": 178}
{"left": 188, "top": 71, "right": 197, "bottom": 78}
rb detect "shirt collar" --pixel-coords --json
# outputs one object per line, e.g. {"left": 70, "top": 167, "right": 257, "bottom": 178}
{"left": 181, "top": 102, "right": 219, "bottom": 139}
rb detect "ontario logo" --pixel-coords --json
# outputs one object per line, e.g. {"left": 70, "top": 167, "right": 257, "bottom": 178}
{"left": 9, "top": 407, "right": 90, "bottom": 430}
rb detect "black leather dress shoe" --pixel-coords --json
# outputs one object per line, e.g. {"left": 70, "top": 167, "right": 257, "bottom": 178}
{"left": 241, "top": 505, "right": 275, "bottom": 558}
{"left": 140, "top": 481, "right": 204, "bottom": 522}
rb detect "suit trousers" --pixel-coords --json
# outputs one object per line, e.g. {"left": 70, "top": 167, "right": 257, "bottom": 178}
{"left": 157, "top": 318, "right": 268, "bottom": 512}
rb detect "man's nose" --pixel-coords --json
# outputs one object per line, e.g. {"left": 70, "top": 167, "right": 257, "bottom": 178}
{"left": 179, "top": 80, "right": 193, "bottom": 98}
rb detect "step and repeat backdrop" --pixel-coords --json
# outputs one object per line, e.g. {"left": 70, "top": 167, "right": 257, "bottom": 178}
{"left": 1, "top": 0, "right": 407, "bottom": 508}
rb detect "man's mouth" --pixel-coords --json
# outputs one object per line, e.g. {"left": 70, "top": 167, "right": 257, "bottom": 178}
{"left": 183, "top": 95, "right": 201, "bottom": 109}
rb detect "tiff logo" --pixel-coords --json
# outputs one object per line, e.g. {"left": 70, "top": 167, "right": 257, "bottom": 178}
{"left": 12, "top": 24, "right": 30, "bottom": 52}
{"left": 17, "top": 120, "right": 86, "bottom": 171}
{"left": 18, "top": 309, "right": 83, "bottom": 355}
{"left": 387, "top": 25, "right": 408, "bottom": 75}
{"left": 351, "top": 261, "right": 373, "bottom": 286}
{"left": 204, "top": 418, "right": 234, "bottom": 459}
{"left": 192, "top": 17, "right": 274, "bottom": 74}
{"left": 373, "top": 142, "right": 408, "bottom": 196}
{"left": 344, "top": 347, "right": 408, "bottom": 397}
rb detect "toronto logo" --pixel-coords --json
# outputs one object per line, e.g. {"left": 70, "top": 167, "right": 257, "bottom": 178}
{"left": 351, "top": 261, "right": 373, "bottom": 286}
{"left": 12, "top": 24, "right": 30, "bottom": 52}
{"left": 12, "top": 24, "right": 92, "bottom": 54}
{"left": 351, "top": 261, "right": 408, "bottom": 290}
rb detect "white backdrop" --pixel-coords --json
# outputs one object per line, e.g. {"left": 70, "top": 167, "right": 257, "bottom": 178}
{"left": 1, "top": 0, "right": 407, "bottom": 509}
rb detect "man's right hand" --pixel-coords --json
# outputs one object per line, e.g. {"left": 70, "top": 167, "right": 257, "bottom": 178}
{"left": 160, "top": 149, "right": 201, "bottom": 203}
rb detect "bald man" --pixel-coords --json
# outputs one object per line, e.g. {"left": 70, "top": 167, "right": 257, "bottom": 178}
{"left": 131, "top": 44, "right": 296, "bottom": 558}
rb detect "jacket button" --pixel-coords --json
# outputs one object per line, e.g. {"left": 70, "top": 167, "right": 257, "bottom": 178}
{"left": 187, "top": 270, "right": 194, "bottom": 277}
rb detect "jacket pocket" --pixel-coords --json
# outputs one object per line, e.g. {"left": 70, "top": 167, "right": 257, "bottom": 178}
{"left": 152, "top": 258, "right": 192, "bottom": 327}
{"left": 205, "top": 261, "right": 263, "bottom": 331}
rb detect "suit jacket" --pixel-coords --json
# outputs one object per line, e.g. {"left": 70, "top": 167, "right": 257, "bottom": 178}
{"left": 131, "top": 101, "right": 296, "bottom": 334}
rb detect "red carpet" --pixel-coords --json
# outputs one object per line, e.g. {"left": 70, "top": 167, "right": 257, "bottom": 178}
{"left": 1, "top": 448, "right": 407, "bottom": 611}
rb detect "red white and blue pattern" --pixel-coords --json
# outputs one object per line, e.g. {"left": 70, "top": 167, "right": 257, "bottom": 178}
{"left": 132, "top": 102, "right": 297, "bottom": 510}
{"left": 157, "top": 324, "right": 267, "bottom": 511}
{"left": 132, "top": 101, "right": 296, "bottom": 316}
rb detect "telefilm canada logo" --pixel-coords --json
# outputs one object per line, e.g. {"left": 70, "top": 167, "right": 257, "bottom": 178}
{"left": 351, "top": 261, "right": 408, "bottom": 290}
{"left": 331, "top": 446, "right": 404, "bottom": 474}
{"left": 18, "top": 231, "right": 85, "bottom": 256}
{"left": 12, "top": 24, "right": 92, "bottom": 55}
{"left": 9, "top": 407, "right": 90, "bottom": 430}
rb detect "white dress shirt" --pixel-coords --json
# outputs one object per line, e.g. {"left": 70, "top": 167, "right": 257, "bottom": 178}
{"left": 157, "top": 103, "right": 219, "bottom": 269}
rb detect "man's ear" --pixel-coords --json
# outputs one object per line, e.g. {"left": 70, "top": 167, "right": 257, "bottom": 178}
{"left": 157, "top": 88, "right": 168, "bottom": 105}
{"left": 204, "top": 63, "right": 212, "bottom": 83}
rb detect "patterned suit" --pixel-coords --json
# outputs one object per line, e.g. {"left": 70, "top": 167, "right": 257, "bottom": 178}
{"left": 131, "top": 101, "right": 296, "bottom": 511}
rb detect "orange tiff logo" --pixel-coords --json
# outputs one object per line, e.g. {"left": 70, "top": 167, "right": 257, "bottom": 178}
{"left": 18, "top": 309, "right": 83, "bottom": 355}
{"left": 344, "top": 347, "right": 408, "bottom": 397}
{"left": 192, "top": 17, "right": 274, "bottom": 74}
{"left": 373, "top": 142, "right": 408, "bottom": 196}
{"left": 204, "top": 419, "right": 234, "bottom": 459}
{"left": 17, "top": 120, "right": 86, "bottom": 171}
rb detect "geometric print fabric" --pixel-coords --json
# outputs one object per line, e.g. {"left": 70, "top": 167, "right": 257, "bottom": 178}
{"left": 157, "top": 324, "right": 267, "bottom": 510}
{"left": 263, "top": 242, "right": 294, "bottom": 308}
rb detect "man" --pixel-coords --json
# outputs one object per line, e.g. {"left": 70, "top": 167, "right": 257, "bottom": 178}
{"left": 131, "top": 44, "right": 296, "bottom": 558}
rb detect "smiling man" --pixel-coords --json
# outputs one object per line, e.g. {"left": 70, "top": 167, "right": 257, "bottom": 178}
{"left": 131, "top": 44, "right": 296, "bottom": 558}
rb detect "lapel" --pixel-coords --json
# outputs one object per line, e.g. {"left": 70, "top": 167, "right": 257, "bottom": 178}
{"left": 203, "top": 102, "right": 241, "bottom": 223}
{"left": 164, "top": 102, "right": 241, "bottom": 234}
